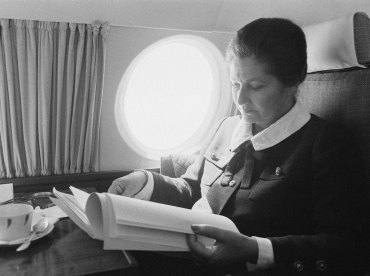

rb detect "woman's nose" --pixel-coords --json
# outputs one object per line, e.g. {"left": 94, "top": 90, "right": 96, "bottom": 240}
{"left": 236, "top": 86, "right": 250, "bottom": 106}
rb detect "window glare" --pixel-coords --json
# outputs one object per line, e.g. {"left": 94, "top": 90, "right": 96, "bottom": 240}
{"left": 124, "top": 42, "right": 213, "bottom": 150}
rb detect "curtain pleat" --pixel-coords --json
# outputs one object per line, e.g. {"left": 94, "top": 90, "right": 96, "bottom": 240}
{"left": 0, "top": 19, "right": 109, "bottom": 178}
{"left": 16, "top": 20, "right": 39, "bottom": 177}
{"left": 63, "top": 23, "right": 76, "bottom": 174}
{"left": 77, "top": 23, "right": 91, "bottom": 173}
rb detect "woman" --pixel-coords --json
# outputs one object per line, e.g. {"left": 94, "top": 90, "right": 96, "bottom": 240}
{"left": 108, "top": 18, "right": 370, "bottom": 275}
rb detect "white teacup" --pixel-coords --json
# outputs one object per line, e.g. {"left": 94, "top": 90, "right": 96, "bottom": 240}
{"left": 0, "top": 204, "right": 33, "bottom": 241}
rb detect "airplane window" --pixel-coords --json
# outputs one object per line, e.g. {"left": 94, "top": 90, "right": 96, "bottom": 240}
{"left": 116, "top": 35, "right": 230, "bottom": 160}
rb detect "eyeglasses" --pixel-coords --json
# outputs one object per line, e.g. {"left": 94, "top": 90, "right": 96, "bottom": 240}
{"left": 0, "top": 197, "right": 34, "bottom": 206}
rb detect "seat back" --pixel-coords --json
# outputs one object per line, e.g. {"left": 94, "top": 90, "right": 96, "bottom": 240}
{"left": 298, "top": 11, "right": 370, "bottom": 184}
{"left": 298, "top": 68, "right": 370, "bottom": 183}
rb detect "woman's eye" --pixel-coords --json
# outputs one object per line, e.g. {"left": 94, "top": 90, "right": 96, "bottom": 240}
{"left": 232, "top": 84, "right": 240, "bottom": 90}
{"left": 250, "top": 85, "right": 263, "bottom": 91}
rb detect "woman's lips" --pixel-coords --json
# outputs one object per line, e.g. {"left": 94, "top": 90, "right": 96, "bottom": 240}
{"left": 239, "top": 106, "right": 254, "bottom": 114}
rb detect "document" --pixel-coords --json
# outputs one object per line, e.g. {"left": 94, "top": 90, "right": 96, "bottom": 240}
{"left": 51, "top": 187, "right": 239, "bottom": 251}
{"left": 0, "top": 183, "right": 13, "bottom": 203}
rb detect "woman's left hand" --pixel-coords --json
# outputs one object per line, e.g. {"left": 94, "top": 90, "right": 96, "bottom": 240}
{"left": 186, "top": 224, "right": 258, "bottom": 268}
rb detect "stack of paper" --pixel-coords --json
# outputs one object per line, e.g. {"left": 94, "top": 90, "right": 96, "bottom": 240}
{"left": 51, "top": 187, "right": 239, "bottom": 251}
{"left": 51, "top": 187, "right": 93, "bottom": 236}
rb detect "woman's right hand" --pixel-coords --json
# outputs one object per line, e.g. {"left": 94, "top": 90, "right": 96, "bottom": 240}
{"left": 107, "top": 171, "right": 147, "bottom": 197}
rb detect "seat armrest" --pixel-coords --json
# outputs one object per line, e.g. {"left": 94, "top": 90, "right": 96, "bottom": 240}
{"left": 160, "top": 154, "right": 196, "bottom": 177}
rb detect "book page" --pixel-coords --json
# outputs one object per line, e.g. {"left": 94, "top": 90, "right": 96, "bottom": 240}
{"left": 49, "top": 197, "right": 93, "bottom": 237}
{"left": 105, "top": 194, "right": 189, "bottom": 250}
{"left": 70, "top": 186, "right": 90, "bottom": 212}
{"left": 107, "top": 193, "right": 238, "bottom": 234}
{"left": 111, "top": 223, "right": 187, "bottom": 248}
{"left": 86, "top": 192, "right": 181, "bottom": 251}
{"left": 85, "top": 192, "right": 106, "bottom": 240}
{"left": 82, "top": 188, "right": 239, "bottom": 251}
{"left": 52, "top": 188, "right": 89, "bottom": 226}
{"left": 87, "top": 193, "right": 238, "bottom": 251}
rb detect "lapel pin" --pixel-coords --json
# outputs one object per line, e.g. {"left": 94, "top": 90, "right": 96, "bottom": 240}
{"left": 210, "top": 152, "right": 218, "bottom": 160}
{"left": 275, "top": 167, "right": 282, "bottom": 176}
{"left": 229, "top": 180, "right": 237, "bottom": 187}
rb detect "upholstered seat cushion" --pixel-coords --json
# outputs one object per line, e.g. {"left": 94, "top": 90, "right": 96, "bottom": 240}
{"left": 298, "top": 68, "right": 370, "bottom": 181}
{"left": 160, "top": 154, "right": 196, "bottom": 178}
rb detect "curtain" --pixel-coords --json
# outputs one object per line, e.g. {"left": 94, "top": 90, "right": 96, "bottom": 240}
{"left": 0, "top": 19, "right": 109, "bottom": 178}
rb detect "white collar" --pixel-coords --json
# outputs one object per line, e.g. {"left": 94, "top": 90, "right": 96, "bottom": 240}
{"left": 230, "top": 101, "right": 311, "bottom": 152}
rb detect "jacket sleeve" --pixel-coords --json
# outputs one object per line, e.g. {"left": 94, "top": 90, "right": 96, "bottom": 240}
{"left": 149, "top": 118, "right": 227, "bottom": 209}
{"left": 269, "top": 122, "right": 370, "bottom": 275}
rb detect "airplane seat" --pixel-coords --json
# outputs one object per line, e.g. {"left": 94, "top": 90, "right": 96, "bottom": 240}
{"left": 298, "top": 12, "right": 370, "bottom": 275}
{"left": 299, "top": 11, "right": 370, "bottom": 183}
{"left": 160, "top": 11, "right": 370, "bottom": 275}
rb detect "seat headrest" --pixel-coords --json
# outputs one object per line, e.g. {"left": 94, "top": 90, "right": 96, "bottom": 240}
{"left": 303, "top": 12, "right": 370, "bottom": 73}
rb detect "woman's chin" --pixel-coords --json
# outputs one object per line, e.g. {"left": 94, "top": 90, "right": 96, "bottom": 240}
{"left": 241, "top": 114, "right": 256, "bottom": 123}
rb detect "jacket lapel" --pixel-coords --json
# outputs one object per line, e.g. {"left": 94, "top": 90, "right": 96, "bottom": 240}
{"left": 207, "top": 144, "right": 272, "bottom": 215}
{"left": 201, "top": 117, "right": 239, "bottom": 186}
{"left": 207, "top": 175, "right": 240, "bottom": 214}
{"left": 206, "top": 144, "right": 247, "bottom": 215}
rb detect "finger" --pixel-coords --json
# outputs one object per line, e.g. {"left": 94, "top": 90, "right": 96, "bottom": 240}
{"left": 107, "top": 186, "right": 115, "bottom": 194}
{"left": 108, "top": 177, "right": 127, "bottom": 195}
{"left": 116, "top": 185, "right": 124, "bottom": 195}
{"left": 187, "top": 233, "right": 215, "bottom": 259}
{"left": 186, "top": 232, "right": 197, "bottom": 244}
{"left": 186, "top": 234, "right": 211, "bottom": 264}
{"left": 121, "top": 183, "right": 139, "bottom": 197}
{"left": 121, "top": 173, "right": 147, "bottom": 197}
{"left": 110, "top": 178, "right": 137, "bottom": 197}
{"left": 191, "top": 224, "right": 228, "bottom": 242}
{"left": 107, "top": 182, "right": 121, "bottom": 194}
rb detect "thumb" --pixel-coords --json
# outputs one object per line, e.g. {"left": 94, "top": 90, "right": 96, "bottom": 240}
{"left": 191, "top": 224, "right": 228, "bottom": 241}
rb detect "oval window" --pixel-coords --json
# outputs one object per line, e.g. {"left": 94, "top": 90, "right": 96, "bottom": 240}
{"left": 116, "top": 35, "right": 231, "bottom": 160}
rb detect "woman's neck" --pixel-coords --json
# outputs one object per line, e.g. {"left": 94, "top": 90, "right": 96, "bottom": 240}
{"left": 252, "top": 124, "right": 264, "bottom": 135}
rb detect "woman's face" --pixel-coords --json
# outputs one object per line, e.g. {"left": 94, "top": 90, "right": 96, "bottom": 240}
{"left": 229, "top": 57, "right": 297, "bottom": 132}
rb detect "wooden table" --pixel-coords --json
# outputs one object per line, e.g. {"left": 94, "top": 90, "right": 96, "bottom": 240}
{"left": 0, "top": 218, "right": 139, "bottom": 276}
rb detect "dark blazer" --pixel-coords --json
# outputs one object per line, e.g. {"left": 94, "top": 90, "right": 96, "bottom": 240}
{"left": 150, "top": 115, "right": 370, "bottom": 275}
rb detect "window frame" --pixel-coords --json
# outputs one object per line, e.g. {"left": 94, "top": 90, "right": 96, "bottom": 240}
{"left": 115, "top": 35, "right": 232, "bottom": 160}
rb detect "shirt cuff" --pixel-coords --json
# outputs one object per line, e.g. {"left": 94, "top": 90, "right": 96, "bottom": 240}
{"left": 133, "top": 171, "right": 154, "bottom": 200}
{"left": 246, "top": 237, "right": 274, "bottom": 271}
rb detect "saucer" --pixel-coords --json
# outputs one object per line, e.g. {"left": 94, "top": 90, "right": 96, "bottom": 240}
{"left": 0, "top": 223, "right": 54, "bottom": 247}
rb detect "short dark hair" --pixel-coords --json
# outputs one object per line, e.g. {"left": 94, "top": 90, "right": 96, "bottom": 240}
{"left": 226, "top": 18, "right": 307, "bottom": 87}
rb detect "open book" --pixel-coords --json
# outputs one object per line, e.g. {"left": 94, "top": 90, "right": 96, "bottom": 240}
{"left": 51, "top": 187, "right": 239, "bottom": 251}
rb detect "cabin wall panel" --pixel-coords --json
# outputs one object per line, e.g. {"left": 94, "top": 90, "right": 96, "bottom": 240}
{"left": 215, "top": 0, "right": 370, "bottom": 32}
{"left": 0, "top": 0, "right": 369, "bottom": 33}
